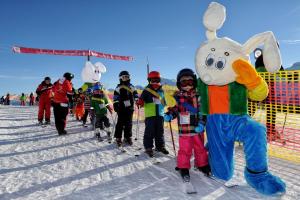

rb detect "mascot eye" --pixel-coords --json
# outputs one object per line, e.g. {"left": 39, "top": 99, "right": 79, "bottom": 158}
{"left": 215, "top": 58, "right": 226, "bottom": 70}
{"left": 205, "top": 54, "right": 215, "bottom": 67}
{"left": 224, "top": 52, "right": 230, "bottom": 56}
{"left": 211, "top": 48, "right": 215, "bottom": 51}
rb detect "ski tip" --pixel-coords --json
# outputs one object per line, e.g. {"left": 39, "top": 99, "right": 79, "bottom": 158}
{"left": 183, "top": 182, "right": 197, "bottom": 194}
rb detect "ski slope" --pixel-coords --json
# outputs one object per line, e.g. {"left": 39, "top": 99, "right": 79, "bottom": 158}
{"left": 0, "top": 105, "right": 299, "bottom": 200}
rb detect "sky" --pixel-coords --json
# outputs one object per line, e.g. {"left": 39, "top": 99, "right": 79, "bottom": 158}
{"left": 1, "top": 0, "right": 300, "bottom": 95}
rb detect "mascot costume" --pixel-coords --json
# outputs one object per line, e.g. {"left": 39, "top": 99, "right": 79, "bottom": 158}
{"left": 195, "top": 2, "right": 286, "bottom": 195}
{"left": 81, "top": 61, "right": 107, "bottom": 92}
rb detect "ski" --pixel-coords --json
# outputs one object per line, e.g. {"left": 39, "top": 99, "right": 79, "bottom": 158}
{"left": 176, "top": 168, "right": 197, "bottom": 194}
{"left": 182, "top": 181, "right": 197, "bottom": 194}
{"left": 202, "top": 174, "right": 239, "bottom": 188}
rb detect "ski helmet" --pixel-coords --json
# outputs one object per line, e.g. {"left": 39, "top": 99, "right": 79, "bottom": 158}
{"left": 44, "top": 77, "right": 51, "bottom": 81}
{"left": 147, "top": 71, "right": 160, "bottom": 82}
{"left": 63, "top": 72, "right": 74, "bottom": 81}
{"left": 119, "top": 71, "right": 130, "bottom": 78}
{"left": 176, "top": 68, "right": 197, "bottom": 89}
{"left": 119, "top": 70, "right": 130, "bottom": 84}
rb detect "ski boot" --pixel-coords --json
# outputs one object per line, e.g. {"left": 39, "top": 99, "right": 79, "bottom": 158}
{"left": 145, "top": 148, "right": 154, "bottom": 158}
{"left": 124, "top": 137, "right": 133, "bottom": 146}
{"left": 197, "top": 164, "right": 211, "bottom": 177}
{"left": 107, "top": 131, "right": 112, "bottom": 143}
{"left": 115, "top": 138, "right": 122, "bottom": 147}
{"left": 156, "top": 147, "right": 169, "bottom": 155}
{"left": 180, "top": 169, "right": 190, "bottom": 182}
{"left": 95, "top": 129, "right": 103, "bottom": 141}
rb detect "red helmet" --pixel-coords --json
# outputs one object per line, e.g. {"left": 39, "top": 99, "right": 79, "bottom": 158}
{"left": 148, "top": 71, "right": 160, "bottom": 79}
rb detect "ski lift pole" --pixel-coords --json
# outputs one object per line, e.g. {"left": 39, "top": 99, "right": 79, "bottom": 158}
{"left": 87, "top": 49, "right": 91, "bottom": 61}
{"left": 146, "top": 56, "right": 150, "bottom": 76}
{"left": 135, "top": 107, "right": 140, "bottom": 140}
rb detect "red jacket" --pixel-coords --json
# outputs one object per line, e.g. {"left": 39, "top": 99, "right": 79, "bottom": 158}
{"left": 36, "top": 81, "right": 53, "bottom": 103}
{"left": 53, "top": 78, "right": 73, "bottom": 103}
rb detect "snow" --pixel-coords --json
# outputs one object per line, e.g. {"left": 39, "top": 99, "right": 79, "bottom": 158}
{"left": 0, "top": 105, "right": 299, "bottom": 200}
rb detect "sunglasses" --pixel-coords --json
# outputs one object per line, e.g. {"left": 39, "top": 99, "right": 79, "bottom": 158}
{"left": 150, "top": 78, "right": 160, "bottom": 83}
{"left": 180, "top": 79, "right": 194, "bottom": 87}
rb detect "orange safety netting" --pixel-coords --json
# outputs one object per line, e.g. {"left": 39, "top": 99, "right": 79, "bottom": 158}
{"left": 249, "top": 70, "right": 300, "bottom": 163}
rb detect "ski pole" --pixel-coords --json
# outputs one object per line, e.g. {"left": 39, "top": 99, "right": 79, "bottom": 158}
{"left": 169, "top": 121, "right": 177, "bottom": 157}
{"left": 135, "top": 107, "right": 140, "bottom": 140}
{"left": 110, "top": 111, "right": 117, "bottom": 136}
{"left": 281, "top": 111, "right": 288, "bottom": 144}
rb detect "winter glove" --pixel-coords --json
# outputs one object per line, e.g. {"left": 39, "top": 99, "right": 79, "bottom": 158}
{"left": 164, "top": 114, "right": 173, "bottom": 122}
{"left": 195, "top": 122, "right": 205, "bottom": 133}
{"left": 182, "top": 102, "right": 198, "bottom": 114}
{"left": 232, "top": 59, "right": 262, "bottom": 90}
{"left": 198, "top": 164, "right": 211, "bottom": 177}
{"left": 136, "top": 98, "right": 144, "bottom": 108}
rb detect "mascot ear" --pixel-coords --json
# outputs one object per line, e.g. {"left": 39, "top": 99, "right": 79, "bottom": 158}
{"left": 242, "top": 31, "right": 282, "bottom": 73}
{"left": 203, "top": 2, "right": 226, "bottom": 40}
{"left": 94, "top": 62, "right": 107, "bottom": 73}
{"left": 85, "top": 61, "right": 94, "bottom": 69}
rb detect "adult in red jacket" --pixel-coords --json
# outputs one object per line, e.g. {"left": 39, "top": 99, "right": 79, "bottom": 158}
{"left": 52, "top": 72, "right": 74, "bottom": 135}
{"left": 36, "top": 77, "right": 53, "bottom": 124}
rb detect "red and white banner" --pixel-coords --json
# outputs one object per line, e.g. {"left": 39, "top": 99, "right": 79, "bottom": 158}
{"left": 12, "top": 46, "right": 133, "bottom": 61}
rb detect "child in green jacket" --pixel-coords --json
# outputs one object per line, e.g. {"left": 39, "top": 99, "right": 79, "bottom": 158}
{"left": 91, "top": 85, "right": 113, "bottom": 140}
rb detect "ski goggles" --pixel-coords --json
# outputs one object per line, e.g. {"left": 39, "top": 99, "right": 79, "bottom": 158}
{"left": 150, "top": 78, "right": 161, "bottom": 83}
{"left": 120, "top": 75, "right": 130, "bottom": 80}
{"left": 180, "top": 79, "right": 194, "bottom": 87}
{"left": 93, "top": 90, "right": 103, "bottom": 95}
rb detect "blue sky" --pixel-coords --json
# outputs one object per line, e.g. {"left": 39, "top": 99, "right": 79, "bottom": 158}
{"left": 1, "top": 0, "right": 300, "bottom": 95}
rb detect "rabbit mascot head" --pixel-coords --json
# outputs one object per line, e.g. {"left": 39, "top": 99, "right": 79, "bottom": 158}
{"left": 195, "top": 2, "right": 286, "bottom": 196}
{"left": 196, "top": 2, "right": 281, "bottom": 86}
{"left": 80, "top": 61, "right": 107, "bottom": 91}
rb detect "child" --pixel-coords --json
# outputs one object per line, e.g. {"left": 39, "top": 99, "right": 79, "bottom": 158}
{"left": 113, "top": 71, "right": 139, "bottom": 146}
{"left": 82, "top": 88, "right": 92, "bottom": 127}
{"left": 20, "top": 93, "right": 26, "bottom": 106}
{"left": 91, "top": 84, "right": 113, "bottom": 140}
{"left": 137, "top": 71, "right": 169, "bottom": 157}
{"left": 75, "top": 88, "right": 85, "bottom": 121}
{"left": 164, "top": 68, "right": 211, "bottom": 182}
{"left": 29, "top": 93, "right": 35, "bottom": 106}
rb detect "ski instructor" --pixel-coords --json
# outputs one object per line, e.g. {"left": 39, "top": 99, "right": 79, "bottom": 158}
{"left": 36, "top": 77, "right": 53, "bottom": 125}
{"left": 52, "top": 72, "right": 74, "bottom": 135}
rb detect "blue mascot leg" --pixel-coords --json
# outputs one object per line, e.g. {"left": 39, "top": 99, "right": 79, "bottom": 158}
{"left": 238, "top": 116, "right": 286, "bottom": 195}
{"left": 206, "top": 115, "right": 234, "bottom": 180}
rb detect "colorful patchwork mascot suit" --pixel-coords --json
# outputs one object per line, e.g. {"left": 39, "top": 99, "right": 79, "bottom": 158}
{"left": 195, "top": 2, "right": 285, "bottom": 195}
